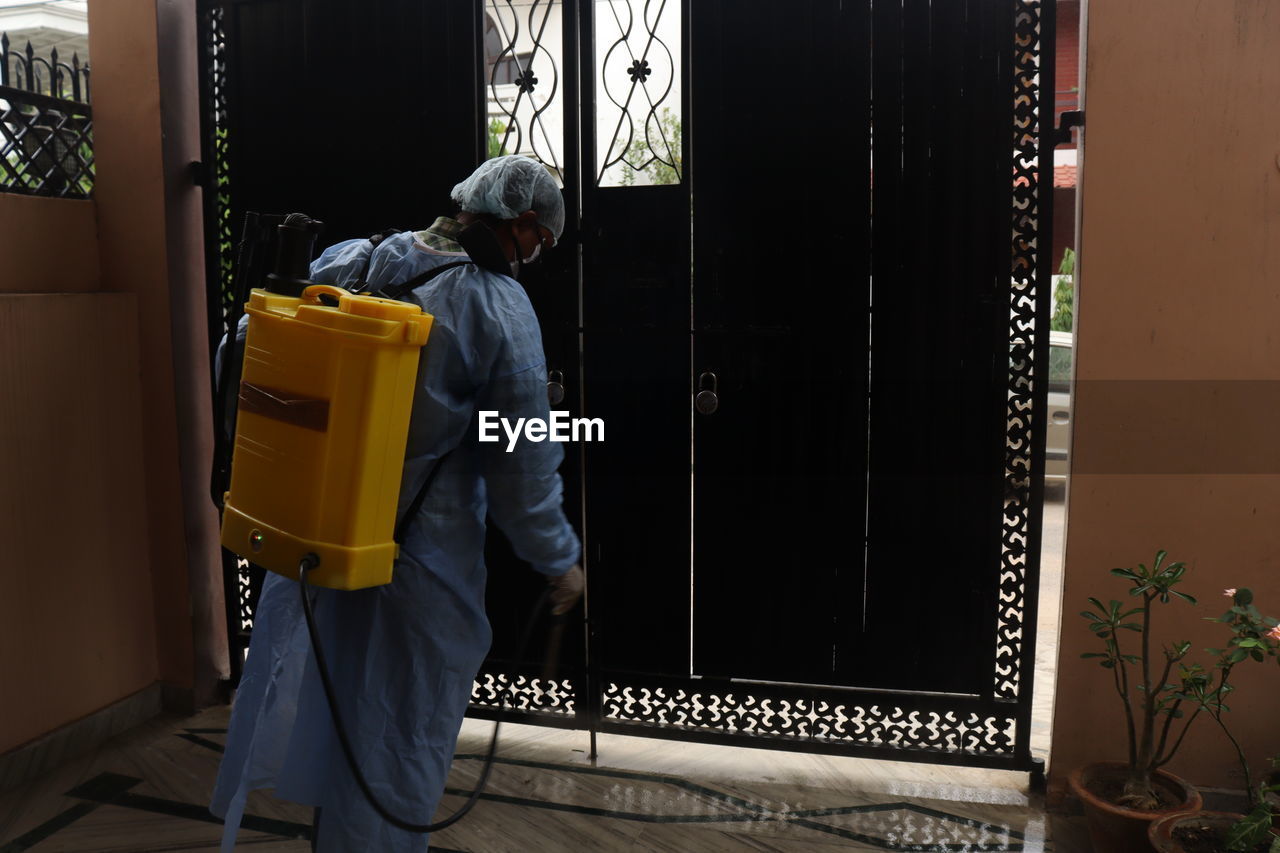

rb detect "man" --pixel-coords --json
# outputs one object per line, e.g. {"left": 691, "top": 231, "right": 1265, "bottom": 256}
{"left": 211, "top": 156, "right": 584, "bottom": 851}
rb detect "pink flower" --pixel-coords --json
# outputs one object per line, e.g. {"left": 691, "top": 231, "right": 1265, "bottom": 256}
{"left": 1266, "top": 624, "right": 1280, "bottom": 643}
{"left": 1224, "top": 588, "right": 1238, "bottom": 597}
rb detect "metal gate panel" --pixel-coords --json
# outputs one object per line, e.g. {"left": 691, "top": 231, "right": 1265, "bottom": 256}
{"left": 689, "top": 0, "right": 872, "bottom": 689}
{"left": 577, "top": 0, "right": 693, "bottom": 687}
{"left": 202, "top": 0, "right": 1055, "bottom": 775}
{"left": 198, "top": 0, "right": 486, "bottom": 681}
{"left": 862, "top": 0, "right": 1015, "bottom": 697}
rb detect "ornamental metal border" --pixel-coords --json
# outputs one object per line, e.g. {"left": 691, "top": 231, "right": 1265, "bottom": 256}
{"left": 0, "top": 34, "right": 93, "bottom": 198}
{"left": 1000, "top": 0, "right": 1052, "bottom": 707}
{"left": 196, "top": 0, "right": 261, "bottom": 681}
{"left": 196, "top": 4, "right": 234, "bottom": 331}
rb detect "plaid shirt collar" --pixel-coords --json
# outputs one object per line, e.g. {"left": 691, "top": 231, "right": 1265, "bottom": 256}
{"left": 416, "top": 216, "right": 464, "bottom": 253}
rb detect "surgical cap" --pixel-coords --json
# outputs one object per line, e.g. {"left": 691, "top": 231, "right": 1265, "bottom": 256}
{"left": 451, "top": 155, "right": 565, "bottom": 241}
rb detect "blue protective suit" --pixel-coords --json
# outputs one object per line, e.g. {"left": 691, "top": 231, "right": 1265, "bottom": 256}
{"left": 210, "top": 231, "right": 581, "bottom": 851}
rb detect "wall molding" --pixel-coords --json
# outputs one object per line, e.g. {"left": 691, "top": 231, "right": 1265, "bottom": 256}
{"left": 0, "top": 684, "right": 162, "bottom": 793}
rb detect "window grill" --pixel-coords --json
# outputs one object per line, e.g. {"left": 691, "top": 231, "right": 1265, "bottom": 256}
{"left": 0, "top": 33, "right": 93, "bottom": 199}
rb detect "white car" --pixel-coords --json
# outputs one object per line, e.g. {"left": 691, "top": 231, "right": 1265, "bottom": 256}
{"left": 1045, "top": 330, "right": 1073, "bottom": 484}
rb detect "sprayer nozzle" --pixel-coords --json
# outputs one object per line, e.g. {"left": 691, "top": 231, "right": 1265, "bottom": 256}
{"left": 283, "top": 212, "right": 323, "bottom": 231}
{"left": 266, "top": 213, "right": 324, "bottom": 296}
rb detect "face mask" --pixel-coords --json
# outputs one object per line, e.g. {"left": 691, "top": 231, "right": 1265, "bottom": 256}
{"left": 509, "top": 227, "right": 546, "bottom": 278}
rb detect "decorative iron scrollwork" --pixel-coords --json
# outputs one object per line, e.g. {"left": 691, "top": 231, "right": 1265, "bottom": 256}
{"left": 484, "top": 1, "right": 563, "bottom": 182}
{"left": 596, "top": 0, "right": 682, "bottom": 186}
{"left": 0, "top": 33, "right": 91, "bottom": 102}
{"left": 472, "top": 672, "right": 576, "bottom": 715}
{"left": 199, "top": 5, "right": 234, "bottom": 327}
{"left": 997, "top": 0, "right": 1046, "bottom": 702}
{"left": 0, "top": 35, "right": 94, "bottom": 198}
{"left": 602, "top": 681, "right": 1018, "bottom": 756}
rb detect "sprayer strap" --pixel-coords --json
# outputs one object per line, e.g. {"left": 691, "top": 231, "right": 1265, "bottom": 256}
{"left": 393, "top": 450, "right": 452, "bottom": 546}
{"left": 374, "top": 261, "right": 473, "bottom": 301}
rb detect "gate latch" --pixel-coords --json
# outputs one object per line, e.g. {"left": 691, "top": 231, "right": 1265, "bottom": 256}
{"left": 547, "top": 369, "right": 566, "bottom": 406}
{"left": 695, "top": 371, "right": 719, "bottom": 415}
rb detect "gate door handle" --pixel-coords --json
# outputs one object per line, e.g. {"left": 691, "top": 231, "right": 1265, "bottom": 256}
{"left": 547, "top": 369, "right": 566, "bottom": 406}
{"left": 695, "top": 371, "right": 719, "bottom": 415}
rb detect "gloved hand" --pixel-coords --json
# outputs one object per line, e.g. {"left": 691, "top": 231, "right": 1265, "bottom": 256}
{"left": 547, "top": 564, "right": 584, "bottom": 616}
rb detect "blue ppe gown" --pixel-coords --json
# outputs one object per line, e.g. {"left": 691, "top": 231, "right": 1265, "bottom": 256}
{"left": 210, "top": 231, "right": 581, "bottom": 851}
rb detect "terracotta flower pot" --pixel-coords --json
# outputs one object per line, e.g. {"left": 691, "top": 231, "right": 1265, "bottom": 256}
{"left": 1148, "top": 810, "right": 1241, "bottom": 852}
{"left": 1148, "top": 809, "right": 1280, "bottom": 852}
{"left": 1068, "top": 761, "right": 1203, "bottom": 853}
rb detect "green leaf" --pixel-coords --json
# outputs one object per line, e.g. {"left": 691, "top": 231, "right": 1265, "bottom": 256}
{"left": 1111, "top": 568, "right": 1139, "bottom": 580}
{"left": 1087, "top": 597, "right": 1108, "bottom": 612}
{"left": 1080, "top": 611, "right": 1103, "bottom": 621}
{"left": 1237, "top": 588, "right": 1254, "bottom": 606}
{"left": 1171, "top": 590, "right": 1198, "bottom": 605}
{"left": 1230, "top": 648, "right": 1249, "bottom": 664}
{"left": 1252, "top": 650, "right": 1265, "bottom": 662}
{"left": 1154, "top": 550, "right": 1168, "bottom": 568}
{"left": 1101, "top": 660, "right": 1116, "bottom": 669}
{"left": 1119, "top": 623, "right": 1144, "bottom": 631}
{"left": 1239, "top": 639, "right": 1263, "bottom": 648}
{"left": 1225, "top": 804, "right": 1273, "bottom": 849}
{"left": 1268, "top": 836, "right": 1279, "bottom": 853}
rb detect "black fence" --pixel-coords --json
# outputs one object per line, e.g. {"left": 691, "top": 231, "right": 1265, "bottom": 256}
{"left": 0, "top": 33, "right": 93, "bottom": 198}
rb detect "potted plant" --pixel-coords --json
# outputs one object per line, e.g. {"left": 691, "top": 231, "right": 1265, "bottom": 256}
{"left": 1069, "top": 551, "right": 1216, "bottom": 852}
{"left": 1148, "top": 589, "right": 1280, "bottom": 853}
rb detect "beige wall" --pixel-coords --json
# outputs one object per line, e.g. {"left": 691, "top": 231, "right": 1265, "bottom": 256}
{"left": 1051, "top": 0, "right": 1280, "bottom": 797}
{"left": 90, "top": 0, "right": 226, "bottom": 707}
{"left": 0, "top": 0, "right": 224, "bottom": 756}
{"left": 0, "top": 295, "right": 156, "bottom": 753}
{"left": 91, "top": 0, "right": 196, "bottom": 698}
{"left": 0, "top": 196, "right": 99, "bottom": 293}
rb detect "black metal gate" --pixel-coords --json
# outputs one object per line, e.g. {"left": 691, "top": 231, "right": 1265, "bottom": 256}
{"left": 200, "top": 0, "right": 1055, "bottom": 778}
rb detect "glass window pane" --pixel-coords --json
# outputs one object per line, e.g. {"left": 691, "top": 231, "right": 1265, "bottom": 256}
{"left": 1048, "top": 343, "right": 1072, "bottom": 393}
{"left": 483, "top": 3, "right": 565, "bottom": 185}
{"left": 594, "top": 0, "right": 683, "bottom": 187}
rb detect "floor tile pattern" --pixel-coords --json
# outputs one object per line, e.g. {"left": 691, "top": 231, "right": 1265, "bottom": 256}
{"left": 0, "top": 706, "right": 1090, "bottom": 852}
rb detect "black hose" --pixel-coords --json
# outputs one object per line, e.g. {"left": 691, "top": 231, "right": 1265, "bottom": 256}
{"left": 298, "top": 554, "right": 553, "bottom": 834}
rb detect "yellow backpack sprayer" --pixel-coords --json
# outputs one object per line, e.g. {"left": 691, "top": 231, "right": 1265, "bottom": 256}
{"left": 215, "top": 213, "right": 554, "bottom": 836}
{"left": 219, "top": 236, "right": 433, "bottom": 589}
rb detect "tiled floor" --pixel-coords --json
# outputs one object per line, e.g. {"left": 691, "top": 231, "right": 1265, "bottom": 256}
{"left": 1, "top": 502, "right": 1075, "bottom": 852}
{"left": 0, "top": 704, "right": 1090, "bottom": 852}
